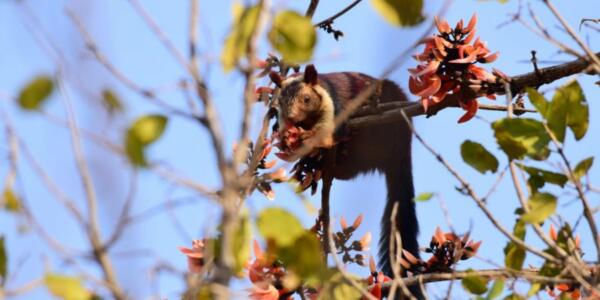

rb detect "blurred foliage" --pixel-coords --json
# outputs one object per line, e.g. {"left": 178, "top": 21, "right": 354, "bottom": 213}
{"left": 17, "top": 75, "right": 54, "bottom": 110}
{"left": 2, "top": 188, "right": 21, "bottom": 212}
{"left": 221, "top": 5, "right": 260, "bottom": 72}
{"left": 413, "top": 192, "right": 434, "bottom": 202}
{"left": 101, "top": 89, "right": 124, "bottom": 114}
{"left": 317, "top": 272, "right": 363, "bottom": 300}
{"left": 124, "top": 114, "right": 168, "bottom": 167}
{"left": 232, "top": 211, "right": 252, "bottom": 275}
{"left": 0, "top": 237, "right": 6, "bottom": 286}
{"left": 370, "top": 0, "right": 425, "bottom": 26}
{"left": 462, "top": 271, "right": 489, "bottom": 295}
{"left": 269, "top": 11, "right": 316, "bottom": 63}
{"left": 257, "top": 207, "right": 305, "bottom": 247}
{"left": 45, "top": 274, "right": 92, "bottom": 300}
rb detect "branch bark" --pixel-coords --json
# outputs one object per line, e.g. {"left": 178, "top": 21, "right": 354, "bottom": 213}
{"left": 346, "top": 52, "right": 599, "bottom": 130}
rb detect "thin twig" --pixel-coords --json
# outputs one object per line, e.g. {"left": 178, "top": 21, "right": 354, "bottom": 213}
{"left": 543, "top": 0, "right": 600, "bottom": 72}
{"left": 327, "top": 223, "right": 378, "bottom": 300}
{"left": 543, "top": 124, "right": 600, "bottom": 262}
{"left": 65, "top": 9, "right": 197, "bottom": 121}
{"left": 398, "top": 110, "right": 558, "bottom": 263}
{"left": 388, "top": 202, "right": 417, "bottom": 300}
{"left": 314, "top": 0, "right": 362, "bottom": 28}
{"left": 305, "top": 0, "right": 319, "bottom": 18}
{"left": 57, "top": 74, "right": 126, "bottom": 300}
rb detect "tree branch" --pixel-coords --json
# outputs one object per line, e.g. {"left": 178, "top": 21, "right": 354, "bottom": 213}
{"left": 346, "top": 52, "right": 598, "bottom": 130}
{"left": 314, "top": 0, "right": 362, "bottom": 28}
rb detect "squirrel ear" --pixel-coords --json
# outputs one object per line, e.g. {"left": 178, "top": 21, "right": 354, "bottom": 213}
{"left": 269, "top": 71, "right": 283, "bottom": 88}
{"left": 304, "top": 64, "right": 318, "bottom": 86}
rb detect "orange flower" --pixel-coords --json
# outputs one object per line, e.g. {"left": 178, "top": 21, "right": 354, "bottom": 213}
{"left": 178, "top": 239, "right": 205, "bottom": 273}
{"left": 365, "top": 257, "right": 392, "bottom": 300}
{"left": 408, "top": 14, "right": 502, "bottom": 122}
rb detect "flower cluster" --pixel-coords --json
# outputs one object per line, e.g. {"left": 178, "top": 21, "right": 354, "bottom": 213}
{"left": 409, "top": 14, "right": 506, "bottom": 123}
{"left": 399, "top": 227, "right": 481, "bottom": 274}
{"left": 543, "top": 224, "right": 586, "bottom": 300}
{"left": 247, "top": 241, "right": 292, "bottom": 300}
{"left": 328, "top": 214, "right": 372, "bottom": 266}
{"left": 240, "top": 139, "right": 289, "bottom": 200}
{"left": 547, "top": 283, "right": 581, "bottom": 300}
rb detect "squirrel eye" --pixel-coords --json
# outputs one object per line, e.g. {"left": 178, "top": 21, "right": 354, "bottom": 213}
{"left": 303, "top": 96, "right": 311, "bottom": 104}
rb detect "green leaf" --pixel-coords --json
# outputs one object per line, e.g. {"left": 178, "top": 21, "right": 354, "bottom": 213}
{"left": 269, "top": 11, "right": 316, "bottom": 63}
{"left": 526, "top": 87, "right": 548, "bottom": 117}
{"left": 413, "top": 192, "right": 434, "bottom": 202}
{"left": 546, "top": 87, "right": 568, "bottom": 143}
{"left": 492, "top": 118, "right": 550, "bottom": 160}
{"left": 18, "top": 75, "right": 54, "bottom": 110}
{"left": 0, "top": 236, "right": 6, "bottom": 285}
{"left": 128, "top": 115, "right": 168, "bottom": 145}
{"left": 530, "top": 81, "right": 588, "bottom": 142}
{"left": 45, "top": 274, "right": 91, "bottom": 300}
{"left": 462, "top": 272, "right": 489, "bottom": 295}
{"left": 125, "top": 135, "right": 146, "bottom": 166}
{"left": 504, "top": 241, "right": 525, "bottom": 270}
{"left": 318, "top": 271, "right": 363, "bottom": 300}
{"left": 461, "top": 140, "right": 499, "bottom": 174}
{"left": 3, "top": 187, "right": 22, "bottom": 212}
{"left": 370, "top": 0, "right": 425, "bottom": 27}
{"left": 573, "top": 157, "right": 593, "bottom": 181}
{"left": 504, "top": 220, "right": 526, "bottom": 270}
{"left": 101, "top": 89, "right": 124, "bottom": 114}
{"left": 527, "top": 282, "right": 542, "bottom": 297}
{"left": 486, "top": 279, "right": 505, "bottom": 300}
{"left": 125, "top": 115, "right": 168, "bottom": 167}
{"left": 257, "top": 207, "right": 304, "bottom": 247}
{"left": 221, "top": 5, "right": 260, "bottom": 72}
{"left": 561, "top": 81, "right": 588, "bottom": 140}
{"left": 231, "top": 211, "right": 252, "bottom": 274}
{"left": 278, "top": 232, "right": 324, "bottom": 280}
{"left": 521, "top": 193, "right": 557, "bottom": 224}
{"left": 518, "top": 164, "right": 568, "bottom": 188}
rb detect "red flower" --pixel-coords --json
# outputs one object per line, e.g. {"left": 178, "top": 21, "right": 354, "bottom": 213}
{"left": 178, "top": 240, "right": 205, "bottom": 273}
{"left": 364, "top": 257, "right": 392, "bottom": 300}
{"left": 408, "top": 14, "right": 503, "bottom": 122}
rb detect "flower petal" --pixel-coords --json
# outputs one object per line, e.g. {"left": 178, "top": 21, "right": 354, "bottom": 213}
{"left": 464, "top": 14, "right": 477, "bottom": 34}
{"left": 409, "top": 74, "right": 442, "bottom": 98}
{"left": 479, "top": 52, "right": 499, "bottom": 63}
{"left": 434, "top": 16, "right": 451, "bottom": 34}
{"left": 458, "top": 99, "right": 478, "bottom": 123}
{"left": 414, "top": 60, "right": 441, "bottom": 77}
{"left": 463, "top": 28, "right": 476, "bottom": 44}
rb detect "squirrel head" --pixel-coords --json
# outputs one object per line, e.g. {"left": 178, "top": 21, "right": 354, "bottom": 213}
{"left": 274, "top": 64, "right": 325, "bottom": 129}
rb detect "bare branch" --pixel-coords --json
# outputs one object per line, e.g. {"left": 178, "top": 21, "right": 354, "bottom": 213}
{"left": 57, "top": 75, "right": 127, "bottom": 300}
{"left": 543, "top": 0, "right": 600, "bottom": 72}
{"left": 314, "top": 0, "right": 363, "bottom": 28}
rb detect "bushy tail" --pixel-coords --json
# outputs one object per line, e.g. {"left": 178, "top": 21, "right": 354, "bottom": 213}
{"left": 379, "top": 154, "right": 422, "bottom": 299}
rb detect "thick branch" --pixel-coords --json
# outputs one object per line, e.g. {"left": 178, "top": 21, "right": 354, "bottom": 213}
{"left": 346, "top": 52, "right": 598, "bottom": 130}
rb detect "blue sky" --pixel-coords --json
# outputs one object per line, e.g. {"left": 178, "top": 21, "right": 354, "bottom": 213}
{"left": 0, "top": 0, "right": 598, "bottom": 299}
